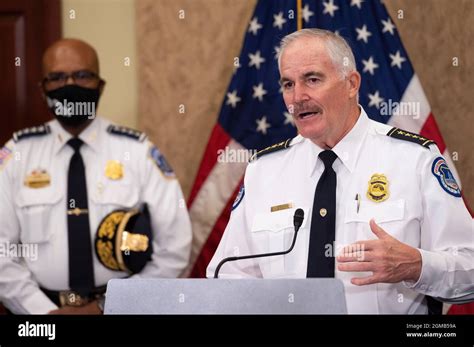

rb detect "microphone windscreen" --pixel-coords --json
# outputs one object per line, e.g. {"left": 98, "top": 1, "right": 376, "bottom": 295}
{"left": 293, "top": 208, "right": 304, "bottom": 228}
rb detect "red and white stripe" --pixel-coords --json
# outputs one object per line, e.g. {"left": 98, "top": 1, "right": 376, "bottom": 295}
{"left": 185, "top": 125, "right": 247, "bottom": 277}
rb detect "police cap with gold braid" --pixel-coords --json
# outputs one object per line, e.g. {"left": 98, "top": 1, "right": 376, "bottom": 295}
{"left": 95, "top": 204, "right": 153, "bottom": 274}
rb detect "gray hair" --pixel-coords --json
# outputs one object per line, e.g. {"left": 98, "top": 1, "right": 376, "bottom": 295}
{"left": 277, "top": 28, "right": 357, "bottom": 78}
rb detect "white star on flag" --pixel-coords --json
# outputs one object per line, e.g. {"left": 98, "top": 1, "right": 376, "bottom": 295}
{"left": 256, "top": 116, "right": 270, "bottom": 135}
{"left": 362, "top": 56, "right": 379, "bottom": 75}
{"left": 226, "top": 90, "right": 241, "bottom": 108}
{"left": 248, "top": 50, "right": 265, "bottom": 69}
{"left": 302, "top": 4, "right": 314, "bottom": 22}
{"left": 252, "top": 83, "right": 267, "bottom": 101}
{"left": 356, "top": 24, "right": 372, "bottom": 43}
{"left": 350, "top": 0, "right": 364, "bottom": 9}
{"left": 248, "top": 17, "right": 262, "bottom": 35}
{"left": 381, "top": 18, "right": 396, "bottom": 35}
{"left": 273, "top": 12, "right": 287, "bottom": 30}
{"left": 368, "top": 91, "right": 384, "bottom": 109}
{"left": 390, "top": 50, "right": 406, "bottom": 69}
{"left": 323, "top": 0, "right": 339, "bottom": 17}
{"left": 284, "top": 112, "right": 295, "bottom": 126}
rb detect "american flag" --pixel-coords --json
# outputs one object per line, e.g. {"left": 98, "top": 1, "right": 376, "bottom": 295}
{"left": 186, "top": 0, "right": 471, "bottom": 313}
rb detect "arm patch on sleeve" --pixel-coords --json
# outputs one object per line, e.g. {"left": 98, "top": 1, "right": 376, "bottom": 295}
{"left": 149, "top": 145, "right": 175, "bottom": 178}
{"left": 232, "top": 184, "right": 245, "bottom": 211}
{"left": 431, "top": 157, "right": 461, "bottom": 197}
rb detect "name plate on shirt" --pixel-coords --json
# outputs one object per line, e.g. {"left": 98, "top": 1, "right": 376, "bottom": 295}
{"left": 270, "top": 203, "right": 293, "bottom": 212}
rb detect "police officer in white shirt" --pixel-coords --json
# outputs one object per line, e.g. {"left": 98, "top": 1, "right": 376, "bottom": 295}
{"left": 207, "top": 29, "right": 474, "bottom": 314}
{"left": 0, "top": 39, "right": 192, "bottom": 314}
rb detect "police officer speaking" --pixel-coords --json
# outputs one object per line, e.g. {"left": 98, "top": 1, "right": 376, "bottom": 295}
{"left": 0, "top": 39, "right": 192, "bottom": 314}
{"left": 207, "top": 29, "right": 474, "bottom": 314}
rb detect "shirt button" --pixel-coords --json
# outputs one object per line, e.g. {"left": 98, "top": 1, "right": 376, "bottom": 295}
{"left": 420, "top": 284, "right": 427, "bottom": 290}
{"left": 320, "top": 208, "right": 327, "bottom": 217}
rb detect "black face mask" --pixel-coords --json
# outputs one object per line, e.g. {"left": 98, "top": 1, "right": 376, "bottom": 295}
{"left": 45, "top": 85, "right": 101, "bottom": 127}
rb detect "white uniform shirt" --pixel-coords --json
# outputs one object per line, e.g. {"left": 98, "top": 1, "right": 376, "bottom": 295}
{"left": 207, "top": 108, "right": 473, "bottom": 314}
{"left": 0, "top": 117, "right": 192, "bottom": 314}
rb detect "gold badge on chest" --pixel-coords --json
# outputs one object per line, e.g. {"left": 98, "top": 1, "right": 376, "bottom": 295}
{"left": 367, "top": 173, "right": 389, "bottom": 203}
{"left": 24, "top": 169, "right": 51, "bottom": 189}
{"left": 105, "top": 160, "right": 124, "bottom": 180}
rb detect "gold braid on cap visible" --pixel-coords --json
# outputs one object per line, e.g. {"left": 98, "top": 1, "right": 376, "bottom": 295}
{"left": 96, "top": 211, "right": 126, "bottom": 271}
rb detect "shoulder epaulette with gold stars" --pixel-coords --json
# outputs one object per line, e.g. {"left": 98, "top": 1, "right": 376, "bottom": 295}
{"left": 107, "top": 125, "right": 147, "bottom": 142}
{"left": 386, "top": 127, "right": 435, "bottom": 148}
{"left": 249, "top": 138, "right": 292, "bottom": 162}
{"left": 13, "top": 125, "right": 51, "bottom": 143}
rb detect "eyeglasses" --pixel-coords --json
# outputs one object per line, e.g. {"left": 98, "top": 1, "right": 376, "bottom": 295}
{"left": 41, "top": 70, "right": 102, "bottom": 89}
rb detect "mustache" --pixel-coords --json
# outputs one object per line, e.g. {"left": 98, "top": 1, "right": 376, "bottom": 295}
{"left": 290, "top": 102, "right": 323, "bottom": 116}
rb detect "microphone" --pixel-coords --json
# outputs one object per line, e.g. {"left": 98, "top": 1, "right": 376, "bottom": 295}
{"left": 213, "top": 208, "right": 304, "bottom": 278}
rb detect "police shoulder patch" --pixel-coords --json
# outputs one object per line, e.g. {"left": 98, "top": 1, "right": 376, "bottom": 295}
{"left": 386, "top": 127, "right": 435, "bottom": 148}
{"left": 249, "top": 138, "right": 292, "bottom": 162}
{"left": 149, "top": 144, "right": 175, "bottom": 178}
{"left": 431, "top": 157, "right": 461, "bottom": 197}
{"left": 13, "top": 125, "right": 51, "bottom": 143}
{"left": 107, "top": 125, "right": 147, "bottom": 142}
{"left": 232, "top": 184, "right": 245, "bottom": 210}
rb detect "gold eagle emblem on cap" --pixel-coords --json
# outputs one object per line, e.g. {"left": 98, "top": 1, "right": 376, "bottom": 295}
{"left": 367, "top": 173, "right": 389, "bottom": 203}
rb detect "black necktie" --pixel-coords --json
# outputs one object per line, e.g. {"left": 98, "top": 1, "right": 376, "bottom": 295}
{"left": 307, "top": 150, "right": 338, "bottom": 278}
{"left": 67, "top": 138, "right": 95, "bottom": 294}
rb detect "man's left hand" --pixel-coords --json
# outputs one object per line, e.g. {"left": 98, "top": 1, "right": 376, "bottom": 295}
{"left": 337, "top": 219, "right": 422, "bottom": 285}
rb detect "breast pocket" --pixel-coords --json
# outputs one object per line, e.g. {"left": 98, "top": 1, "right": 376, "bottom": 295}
{"left": 91, "top": 182, "right": 140, "bottom": 210}
{"left": 15, "top": 187, "right": 63, "bottom": 243}
{"left": 250, "top": 207, "right": 309, "bottom": 278}
{"left": 343, "top": 199, "right": 405, "bottom": 242}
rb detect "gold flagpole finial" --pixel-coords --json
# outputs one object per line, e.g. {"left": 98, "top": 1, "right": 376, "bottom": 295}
{"left": 297, "top": 0, "right": 303, "bottom": 31}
